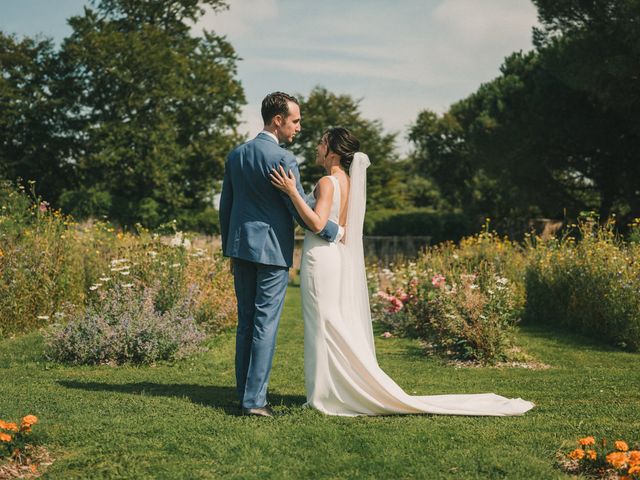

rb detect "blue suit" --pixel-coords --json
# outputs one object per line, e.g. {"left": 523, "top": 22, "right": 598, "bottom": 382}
{"left": 219, "top": 132, "right": 339, "bottom": 408}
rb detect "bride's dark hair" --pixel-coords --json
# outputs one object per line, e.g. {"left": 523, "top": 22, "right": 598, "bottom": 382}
{"left": 323, "top": 127, "right": 360, "bottom": 171}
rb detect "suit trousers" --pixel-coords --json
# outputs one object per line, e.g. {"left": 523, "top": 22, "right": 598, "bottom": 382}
{"left": 232, "top": 258, "right": 289, "bottom": 408}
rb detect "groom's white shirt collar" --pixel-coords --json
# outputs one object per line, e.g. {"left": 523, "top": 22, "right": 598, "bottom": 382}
{"left": 260, "top": 130, "right": 278, "bottom": 143}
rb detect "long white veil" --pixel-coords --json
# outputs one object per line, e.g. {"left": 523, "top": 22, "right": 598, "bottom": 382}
{"left": 340, "top": 152, "right": 377, "bottom": 360}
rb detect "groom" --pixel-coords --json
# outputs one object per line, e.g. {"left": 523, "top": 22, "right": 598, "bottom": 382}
{"left": 219, "top": 92, "right": 342, "bottom": 417}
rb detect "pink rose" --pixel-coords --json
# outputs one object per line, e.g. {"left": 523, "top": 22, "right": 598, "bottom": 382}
{"left": 431, "top": 274, "right": 446, "bottom": 289}
{"left": 395, "top": 289, "right": 410, "bottom": 303}
{"left": 386, "top": 296, "right": 403, "bottom": 313}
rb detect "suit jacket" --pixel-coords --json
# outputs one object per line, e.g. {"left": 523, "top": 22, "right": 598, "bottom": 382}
{"left": 219, "top": 132, "right": 339, "bottom": 268}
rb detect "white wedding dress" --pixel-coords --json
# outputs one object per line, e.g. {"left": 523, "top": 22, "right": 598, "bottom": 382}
{"left": 300, "top": 153, "right": 535, "bottom": 417}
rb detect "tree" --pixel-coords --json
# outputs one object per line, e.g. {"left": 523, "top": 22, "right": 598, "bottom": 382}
{"left": 290, "top": 86, "right": 409, "bottom": 211}
{"left": 54, "top": 0, "right": 245, "bottom": 227}
{"left": 451, "top": 51, "right": 599, "bottom": 220}
{"left": 407, "top": 103, "right": 538, "bottom": 234}
{"left": 408, "top": 109, "right": 473, "bottom": 208}
{"left": 0, "top": 33, "right": 72, "bottom": 203}
{"left": 531, "top": 0, "right": 640, "bottom": 219}
{"left": 409, "top": 0, "right": 640, "bottom": 232}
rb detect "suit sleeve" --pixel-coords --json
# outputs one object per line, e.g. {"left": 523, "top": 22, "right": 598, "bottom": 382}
{"left": 219, "top": 157, "right": 233, "bottom": 254}
{"left": 279, "top": 154, "right": 340, "bottom": 242}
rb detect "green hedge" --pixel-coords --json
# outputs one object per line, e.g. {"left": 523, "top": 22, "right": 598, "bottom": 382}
{"left": 364, "top": 208, "right": 474, "bottom": 243}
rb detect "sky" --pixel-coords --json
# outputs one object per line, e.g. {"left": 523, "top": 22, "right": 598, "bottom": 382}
{"left": 1, "top": 0, "right": 539, "bottom": 154}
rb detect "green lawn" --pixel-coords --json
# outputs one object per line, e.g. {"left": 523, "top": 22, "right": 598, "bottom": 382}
{"left": 1, "top": 286, "right": 639, "bottom": 479}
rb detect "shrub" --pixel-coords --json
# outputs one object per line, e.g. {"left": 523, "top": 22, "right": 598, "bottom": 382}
{"left": 45, "top": 284, "right": 205, "bottom": 364}
{"left": 559, "top": 435, "right": 640, "bottom": 479}
{"left": 415, "top": 268, "right": 520, "bottom": 362}
{"left": 370, "top": 228, "right": 525, "bottom": 363}
{"left": 524, "top": 217, "right": 640, "bottom": 351}
{"left": 364, "top": 208, "right": 474, "bottom": 242}
{"left": 0, "top": 181, "right": 236, "bottom": 339}
{"left": 0, "top": 181, "right": 89, "bottom": 336}
{"left": 176, "top": 207, "right": 220, "bottom": 235}
{"left": 628, "top": 217, "right": 640, "bottom": 244}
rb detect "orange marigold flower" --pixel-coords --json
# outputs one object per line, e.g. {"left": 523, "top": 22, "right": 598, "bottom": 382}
{"left": 629, "top": 465, "right": 640, "bottom": 475}
{"left": 615, "top": 440, "right": 629, "bottom": 452}
{"left": 586, "top": 450, "right": 597, "bottom": 460}
{"left": 629, "top": 451, "right": 640, "bottom": 466}
{"left": 0, "top": 433, "right": 12, "bottom": 442}
{"left": 579, "top": 436, "right": 596, "bottom": 446}
{"left": 2, "top": 422, "right": 19, "bottom": 432}
{"left": 568, "top": 448, "right": 585, "bottom": 460}
{"left": 21, "top": 415, "right": 38, "bottom": 426}
{"left": 606, "top": 451, "right": 628, "bottom": 469}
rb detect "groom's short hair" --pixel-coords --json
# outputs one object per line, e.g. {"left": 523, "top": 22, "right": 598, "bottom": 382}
{"left": 262, "top": 92, "right": 299, "bottom": 125}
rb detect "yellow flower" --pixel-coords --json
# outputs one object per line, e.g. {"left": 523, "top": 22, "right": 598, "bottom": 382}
{"left": 0, "top": 433, "right": 12, "bottom": 442}
{"left": 606, "top": 451, "right": 628, "bottom": 469}
{"left": 615, "top": 440, "right": 629, "bottom": 452}
{"left": 568, "top": 448, "right": 585, "bottom": 460}
{"left": 579, "top": 436, "right": 596, "bottom": 446}
{"left": 585, "top": 450, "right": 597, "bottom": 460}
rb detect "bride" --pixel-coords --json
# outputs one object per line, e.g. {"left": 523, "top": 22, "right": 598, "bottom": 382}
{"left": 270, "top": 127, "right": 534, "bottom": 417}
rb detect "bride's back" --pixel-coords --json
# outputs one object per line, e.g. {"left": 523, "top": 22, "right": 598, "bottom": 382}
{"left": 334, "top": 172, "right": 350, "bottom": 227}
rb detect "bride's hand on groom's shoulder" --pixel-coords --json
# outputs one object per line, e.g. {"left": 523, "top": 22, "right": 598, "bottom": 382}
{"left": 269, "top": 165, "right": 297, "bottom": 196}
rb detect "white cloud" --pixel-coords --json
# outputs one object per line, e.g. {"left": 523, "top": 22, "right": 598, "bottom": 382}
{"left": 434, "top": 0, "right": 537, "bottom": 49}
{"left": 191, "top": 0, "right": 278, "bottom": 37}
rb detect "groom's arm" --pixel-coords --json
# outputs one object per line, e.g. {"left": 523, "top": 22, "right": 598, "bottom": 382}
{"left": 218, "top": 156, "right": 233, "bottom": 255}
{"left": 279, "top": 154, "right": 341, "bottom": 242}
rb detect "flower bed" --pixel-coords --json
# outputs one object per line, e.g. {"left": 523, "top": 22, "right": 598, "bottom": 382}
{"left": 0, "top": 415, "right": 51, "bottom": 478}
{"left": 560, "top": 436, "right": 640, "bottom": 479}
{"left": 0, "top": 181, "right": 236, "bottom": 363}
{"left": 370, "top": 227, "right": 526, "bottom": 364}
{"left": 525, "top": 217, "right": 640, "bottom": 351}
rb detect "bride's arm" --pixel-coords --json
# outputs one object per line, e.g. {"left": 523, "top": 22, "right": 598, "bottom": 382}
{"left": 270, "top": 166, "right": 334, "bottom": 234}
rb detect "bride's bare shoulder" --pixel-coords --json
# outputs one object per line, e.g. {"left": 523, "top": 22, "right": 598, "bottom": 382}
{"left": 317, "top": 175, "right": 335, "bottom": 188}
{"left": 314, "top": 176, "right": 335, "bottom": 196}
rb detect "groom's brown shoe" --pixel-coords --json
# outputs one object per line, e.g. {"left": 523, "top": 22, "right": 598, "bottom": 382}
{"left": 242, "top": 405, "right": 274, "bottom": 417}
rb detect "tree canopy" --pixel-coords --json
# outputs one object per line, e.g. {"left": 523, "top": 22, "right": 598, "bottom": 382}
{"left": 1, "top": 0, "right": 245, "bottom": 230}
{"left": 0, "top": 33, "right": 71, "bottom": 205}
{"left": 408, "top": 0, "right": 640, "bottom": 232}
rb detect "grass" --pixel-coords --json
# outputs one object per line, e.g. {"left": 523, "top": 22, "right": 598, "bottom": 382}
{"left": 1, "top": 286, "right": 639, "bottom": 479}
